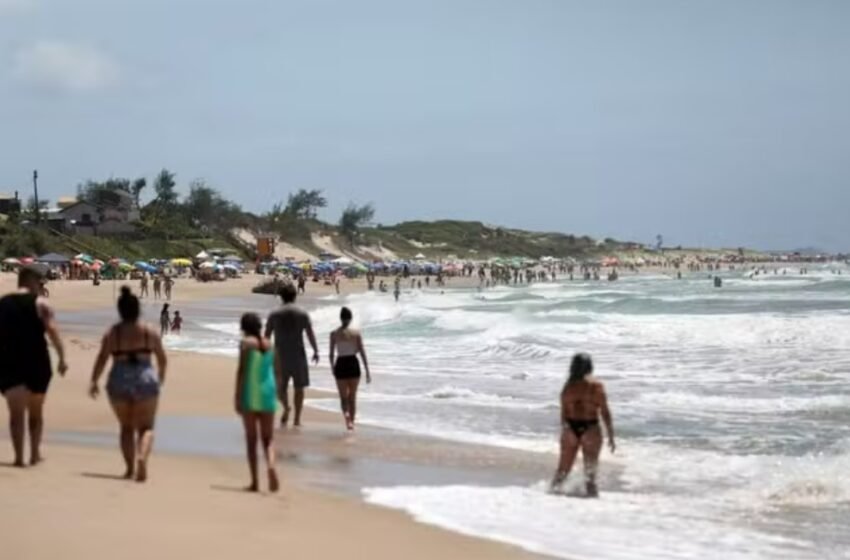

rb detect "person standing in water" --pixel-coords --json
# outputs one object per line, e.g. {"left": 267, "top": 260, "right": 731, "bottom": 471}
{"left": 0, "top": 266, "right": 69, "bottom": 467}
{"left": 89, "top": 287, "right": 167, "bottom": 482}
{"left": 159, "top": 304, "right": 171, "bottom": 336}
{"left": 264, "top": 283, "right": 319, "bottom": 427}
{"left": 329, "top": 307, "right": 371, "bottom": 431}
{"left": 152, "top": 275, "right": 162, "bottom": 300}
{"left": 393, "top": 276, "right": 401, "bottom": 302}
{"left": 170, "top": 311, "right": 183, "bottom": 334}
{"left": 234, "top": 313, "right": 279, "bottom": 492}
{"left": 551, "top": 353, "right": 615, "bottom": 497}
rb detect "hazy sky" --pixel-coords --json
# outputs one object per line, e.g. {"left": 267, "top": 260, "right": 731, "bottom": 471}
{"left": 1, "top": 0, "right": 848, "bottom": 251}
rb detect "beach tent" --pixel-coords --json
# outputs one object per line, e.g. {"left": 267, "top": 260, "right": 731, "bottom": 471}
{"left": 37, "top": 252, "right": 71, "bottom": 265}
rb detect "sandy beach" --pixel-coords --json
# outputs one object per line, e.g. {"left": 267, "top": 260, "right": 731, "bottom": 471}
{"left": 0, "top": 272, "right": 544, "bottom": 560}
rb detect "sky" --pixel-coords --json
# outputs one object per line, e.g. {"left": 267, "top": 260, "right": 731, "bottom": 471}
{"left": 0, "top": 0, "right": 848, "bottom": 251}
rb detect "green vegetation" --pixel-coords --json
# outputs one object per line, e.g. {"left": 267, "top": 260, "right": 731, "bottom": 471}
{"left": 1, "top": 171, "right": 644, "bottom": 261}
{"left": 361, "top": 221, "right": 619, "bottom": 260}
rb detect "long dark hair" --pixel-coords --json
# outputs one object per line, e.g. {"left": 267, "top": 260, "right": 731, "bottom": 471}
{"left": 340, "top": 306, "right": 353, "bottom": 328}
{"left": 567, "top": 353, "right": 593, "bottom": 385}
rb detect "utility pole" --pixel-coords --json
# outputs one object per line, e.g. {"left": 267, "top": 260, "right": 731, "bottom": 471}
{"left": 33, "top": 169, "right": 40, "bottom": 224}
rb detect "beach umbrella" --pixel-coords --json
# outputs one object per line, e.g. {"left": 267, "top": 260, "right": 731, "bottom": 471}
{"left": 414, "top": 253, "right": 426, "bottom": 260}
{"left": 199, "top": 261, "right": 217, "bottom": 269}
{"left": 37, "top": 252, "right": 71, "bottom": 265}
{"left": 2, "top": 257, "right": 20, "bottom": 265}
{"left": 74, "top": 253, "right": 95, "bottom": 264}
{"left": 222, "top": 255, "right": 243, "bottom": 262}
{"left": 195, "top": 250, "right": 209, "bottom": 259}
{"left": 134, "top": 261, "right": 156, "bottom": 273}
{"left": 171, "top": 258, "right": 193, "bottom": 267}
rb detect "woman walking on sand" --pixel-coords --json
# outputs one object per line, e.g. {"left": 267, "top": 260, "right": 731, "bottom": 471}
{"left": 90, "top": 287, "right": 167, "bottom": 482}
{"left": 234, "top": 313, "right": 279, "bottom": 492}
{"left": 551, "top": 353, "right": 615, "bottom": 497}
{"left": 329, "top": 307, "right": 371, "bottom": 431}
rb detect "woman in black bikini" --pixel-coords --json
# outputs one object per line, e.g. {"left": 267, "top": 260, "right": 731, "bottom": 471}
{"left": 551, "top": 353, "right": 615, "bottom": 497}
{"left": 329, "top": 307, "right": 371, "bottom": 431}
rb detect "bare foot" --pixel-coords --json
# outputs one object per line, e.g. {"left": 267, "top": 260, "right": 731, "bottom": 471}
{"left": 268, "top": 469, "right": 279, "bottom": 493}
{"left": 586, "top": 481, "right": 599, "bottom": 498}
{"left": 293, "top": 416, "right": 302, "bottom": 428}
{"left": 245, "top": 482, "right": 259, "bottom": 493}
{"left": 29, "top": 455, "right": 44, "bottom": 466}
{"left": 13, "top": 459, "right": 25, "bottom": 468}
{"left": 281, "top": 409, "right": 290, "bottom": 427}
{"left": 135, "top": 461, "right": 148, "bottom": 483}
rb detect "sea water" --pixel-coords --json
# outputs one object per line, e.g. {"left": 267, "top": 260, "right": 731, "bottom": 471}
{"left": 169, "top": 266, "right": 850, "bottom": 559}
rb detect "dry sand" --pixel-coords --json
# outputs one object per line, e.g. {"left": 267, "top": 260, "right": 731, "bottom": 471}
{"left": 0, "top": 271, "right": 544, "bottom": 560}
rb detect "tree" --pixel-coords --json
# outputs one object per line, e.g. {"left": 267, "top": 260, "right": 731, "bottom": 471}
{"left": 153, "top": 169, "right": 178, "bottom": 208}
{"left": 130, "top": 177, "right": 147, "bottom": 208}
{"left": 285, "top": 189, "right": 326, "bottom": 220}
{"left": 183, "top": 179, "right": 242, "bottom": 231}
{"left": 339, "top": 203, "right": 375, "bottom": 245}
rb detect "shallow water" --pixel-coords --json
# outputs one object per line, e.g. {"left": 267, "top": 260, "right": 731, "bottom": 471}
{"left": 124, "top": 266, "right": 850, "bottom": 559}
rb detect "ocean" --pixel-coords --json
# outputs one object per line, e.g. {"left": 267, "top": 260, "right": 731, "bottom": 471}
{"left": 166, "top": 265, "right": 850, "bottom": 559}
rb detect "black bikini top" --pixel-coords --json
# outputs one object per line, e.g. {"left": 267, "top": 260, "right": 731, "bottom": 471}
{"left": 111, "top": 325, "right": 152, "bottom": 363}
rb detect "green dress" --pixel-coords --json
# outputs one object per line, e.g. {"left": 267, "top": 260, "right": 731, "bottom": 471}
{"left": 242, "top": 348, "right": 277, "bottom": 413}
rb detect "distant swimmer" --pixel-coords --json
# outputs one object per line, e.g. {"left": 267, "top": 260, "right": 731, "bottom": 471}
{"left": 551, "top": 353, "right": 615, "bottom": 498}
{"left": 89, "top": 287, "right": 167, "bottom": 482}
{"left": 714, "top": 276, "right": 723, "bottom": 288}
{"left": 234, "top": 313, "right": 279, "bottom": 492}
{"left": 329, "top": 307, "right": 371, "bottom": 431}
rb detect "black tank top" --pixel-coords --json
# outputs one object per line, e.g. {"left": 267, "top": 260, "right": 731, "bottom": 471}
{"left": 0, "top": 293, "right": 50, "bottom": 374}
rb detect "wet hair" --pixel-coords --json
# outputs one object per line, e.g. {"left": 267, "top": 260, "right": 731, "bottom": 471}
{"left": 340, "top": 307, "right": 353, "bottom": 328}
{"left": 118, "top": 286, "right": 140, "bottom": 323}
{"left": 240, "top": 313, "right": 262, "bottom": 339}
{"left": 568, "top": 353, "right": 594, "bottom": 385}
{"left": 279, "top": 282, "right": 297, "bottom": 303}
{"left": 161, "top": 303, "right": 170, "bottom": 313}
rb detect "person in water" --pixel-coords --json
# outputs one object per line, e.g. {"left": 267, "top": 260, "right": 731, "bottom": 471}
{"left": 90, "top": 287, "right": 167, "bottom": 482}
{"left": 329, "top": 307, "right": 371, "bottom": 430}
{"left": 264, "top": 283, "right": 319, "bottom": 427}
{"left": 234, "top": 313, "right": 279, "bottom": 492}
{"left": 0, "top": 266, "right": 68, "bottom": 467}
{"left": 159, "top": 304, "right": 170, "bottom": 336}
{"left": 170, "top": 311, "right": 183, "bottom": 334}
{"left": 551, "top": 353, "right": 615, "bottom": 497}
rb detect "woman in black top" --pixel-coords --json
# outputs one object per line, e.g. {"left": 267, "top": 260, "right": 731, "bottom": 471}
{"left": 0, "top": 267, "right": 68, "bottom": 467}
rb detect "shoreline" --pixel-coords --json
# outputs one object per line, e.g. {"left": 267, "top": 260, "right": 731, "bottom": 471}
{"left": 0, "top": 272, "right": 553, "bottom": 560}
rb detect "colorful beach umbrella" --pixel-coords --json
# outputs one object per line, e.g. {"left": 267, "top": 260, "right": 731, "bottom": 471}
{"left": 171, "top": 258, "right": 193, "bottom": 267}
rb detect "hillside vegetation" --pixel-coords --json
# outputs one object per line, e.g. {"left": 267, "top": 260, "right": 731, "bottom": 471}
{"left": 1, "top": 171, "right": 641, "bottom": 261}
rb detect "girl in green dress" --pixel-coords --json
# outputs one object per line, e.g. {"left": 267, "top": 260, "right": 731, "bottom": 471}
{"left": 234, "top": 313, "right": 279, "bottom": 492}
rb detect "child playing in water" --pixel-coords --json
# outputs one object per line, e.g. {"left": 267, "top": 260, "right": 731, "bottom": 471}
{"left": 170, "top": 311, "right": 183, "bottom": 334}
{"left": 234, "top": 313, "right": 279, "bottom": 492}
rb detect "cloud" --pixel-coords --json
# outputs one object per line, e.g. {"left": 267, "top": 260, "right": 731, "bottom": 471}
{"left": 0, "top": 0, "right": 35, "bottom": 14}
{"left": 13, "top": 41, "right": 120, "bottom": 92}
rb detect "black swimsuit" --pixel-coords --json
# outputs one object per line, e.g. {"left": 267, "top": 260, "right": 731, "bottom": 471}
{"left": 0, "top": 293, "right": 52, "bottom": 394}
{"left": 566, "top": 419, "right": 599, "bottom": 438}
